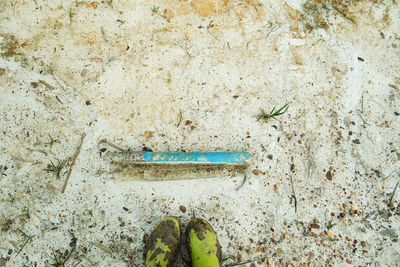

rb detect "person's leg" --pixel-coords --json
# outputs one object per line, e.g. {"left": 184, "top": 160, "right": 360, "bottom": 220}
{"left": 186, "top": 218, "right": 222, "bottom": 267}
{"left": 144, "top": 216, "right": 181, "bottom": 267}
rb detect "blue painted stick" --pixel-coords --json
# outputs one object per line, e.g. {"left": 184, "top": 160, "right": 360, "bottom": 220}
{"left": 109, "top": 151, "right": 250, "bottom": 165}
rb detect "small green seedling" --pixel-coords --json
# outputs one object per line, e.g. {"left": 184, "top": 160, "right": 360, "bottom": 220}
{"left": 257, "top": 103, "right": 289, "bottom": 122}
{"left": 326, "top": 220, "right": 335, "bottom": 230}
{"left": 46, "top": 135, "right": 59, "bottom": 147}
{"left": 151, "top": 5, "right": 159, "bottom": 15}
{"left": 45, "top": 160, "right": 64, "bottom": 178}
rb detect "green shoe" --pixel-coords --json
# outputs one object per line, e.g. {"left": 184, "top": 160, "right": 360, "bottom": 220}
{"left": 145, "top": 216, "right": 181, "bottom": 267}
{"left": 186, "top": 218, "right": 222, "bottom": 267}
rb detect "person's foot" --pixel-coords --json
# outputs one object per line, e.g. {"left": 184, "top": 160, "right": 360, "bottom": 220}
{"left": 186, "top": 218, "right": 222, "bottom": 267}
{"left": 145, "top": 216, "right": 181, "bottom": 267}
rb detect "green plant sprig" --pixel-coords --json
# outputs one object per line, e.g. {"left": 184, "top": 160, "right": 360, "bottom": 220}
{"left": 46, "top": 135, "right": 59, "bottom": 147}
{"left": 45, "top": 160, "right": 64, "bottom": 179}
{"left": 257, "top": 103, "right": 289, "bottom": 122}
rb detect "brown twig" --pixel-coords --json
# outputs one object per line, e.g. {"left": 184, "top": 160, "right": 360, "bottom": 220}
{"left": 357, "top": 111, "right": 370, "bottom": 126}
{"left": 38, "top": 80, "right": 55, "bottom": 90}
{"left": 223, "top": 257, "right": 264, "bottom": 267}
{"left": 389, "top": 181, "right": 399, "bottom": 204}
{"left": 51, "top": 73, "right": 67, "bottom": 92}
{"left": 235, "top": 175, "right": 247, "bottom": 191}
{"left": 382, "top": 168, "right": 398, "bottom": 180}
{"left": 55, "top": 95, "right": 63, "bottom": 104}
{"left": 100, "top": 139, "right": 126, "bottom": 151}
{"left": 290, "top": 176, "right": 298, "bottom": 213}
{"left": 61, "top": 133, "right": 86, "bottom": 193}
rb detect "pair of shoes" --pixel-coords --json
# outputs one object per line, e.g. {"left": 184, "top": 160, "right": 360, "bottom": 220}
{"left": 144, "top": 217, "right": 222, "bottom": 267}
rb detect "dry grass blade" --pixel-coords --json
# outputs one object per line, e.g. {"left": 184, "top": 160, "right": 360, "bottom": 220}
{"left": 61, "top": 133, "right": 86, "bottom": 193}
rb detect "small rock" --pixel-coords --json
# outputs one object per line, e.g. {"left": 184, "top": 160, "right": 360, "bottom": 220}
{"left": 185, "top": 120, "right": 192, "bottom": 125}
{"left": 352, "top": 139, "right": 360, "bottom": 144}
{"left": 267, "top": 154, "right": 273, "bottom": 160}
{"left": 252, "top": 169, "right": 259, "bottom": 175}
{"left": 144, "top": 131, "right": 154, "bottom": 138}
{"left": 142, "top": 146, "right": 153, "bottom": 152}
{"left": 311, "top": 232, "right": 318, "bottom": 238}
{"left": 326, "top": 170, "right": 333, "bottom": 180}
{"left": 290, "top": 164, "right": 295, "bottom": 173}
{"left": 310, "top": 223, "right": 320, "bottom": 229}
{"left": 179, "top": 205, "right": 186, "bottom": 213}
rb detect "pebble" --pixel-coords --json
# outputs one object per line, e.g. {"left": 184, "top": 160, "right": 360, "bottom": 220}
{"left": 352, "top": 139, "right": 360, "bottom": 144}
{"left": 144, "top": 131, "right": 154, "bottom": 138}
{"left": 326, "top": 170, "right": 333, "bottom": 180}
{"left": 311, "top": 232, "right": 318, "bottom": 238}
{"left": 179, "top": 205, "right": 186, "bottom": 213}
{"left": 310, "top": 223, "right": 320, "bottom": 229}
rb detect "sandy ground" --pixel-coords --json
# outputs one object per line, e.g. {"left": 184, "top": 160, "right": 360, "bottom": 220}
{"left": 0, "top": 0, "right": 400, "bottom": 266}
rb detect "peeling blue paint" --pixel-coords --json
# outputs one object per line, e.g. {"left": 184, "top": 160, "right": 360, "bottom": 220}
{"left": 140, "top": 152, "right": 250, "bottom": 164}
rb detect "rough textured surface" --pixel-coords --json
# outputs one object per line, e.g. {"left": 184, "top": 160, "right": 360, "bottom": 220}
{"left": 0, "top": 0, "right": 399, "bottom": 266}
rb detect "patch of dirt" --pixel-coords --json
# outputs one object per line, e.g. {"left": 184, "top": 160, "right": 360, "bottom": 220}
{"left": 285, "top": 0, "right": 391, "bottom": 35}
{"left": 0, "top": 33, "right": 21, "bottom": 57}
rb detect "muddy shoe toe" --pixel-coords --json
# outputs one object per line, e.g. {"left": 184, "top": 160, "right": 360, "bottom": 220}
{"left": 186, "top": 218, "right": 222, "bottom": 267}
{"left": 145, "top": 216, "right": 181, "bottom": 267}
